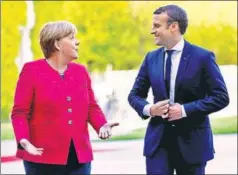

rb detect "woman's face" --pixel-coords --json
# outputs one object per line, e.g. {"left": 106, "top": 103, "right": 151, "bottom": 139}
{"left": 57, "top": 33, "right": 79, "bottom": 62}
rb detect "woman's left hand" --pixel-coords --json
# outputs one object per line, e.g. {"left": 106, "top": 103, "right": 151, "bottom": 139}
{"left": 99, "top": 122, "right": 119, "bottom": 139}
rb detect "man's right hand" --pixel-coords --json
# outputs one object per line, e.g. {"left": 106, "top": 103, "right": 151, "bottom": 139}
{"left": 20, "top": 139, "right": 44, "bottom": 156}
{"left": 150, "top": 99, "right": 170, "bottom": 118}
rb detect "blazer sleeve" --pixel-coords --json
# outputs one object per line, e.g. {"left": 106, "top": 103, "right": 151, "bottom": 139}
{"left": 83, "top": 67, "right": 107, "bottom": 133}
{"left": 11, "top": 63, "right": 35, "bottom": 143}
{"left": 183, "top": 51, "right": 230, "bottom": 116}
{"left": 128, "top": 52, "right": 151, "bottom": 119}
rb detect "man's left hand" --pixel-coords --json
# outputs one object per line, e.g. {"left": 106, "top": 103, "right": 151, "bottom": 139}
{"left": 168, "top": 103, "right": 183, "bottom": 121}
{"left": 99, "top": 122, "right": 119, "bottom": 139}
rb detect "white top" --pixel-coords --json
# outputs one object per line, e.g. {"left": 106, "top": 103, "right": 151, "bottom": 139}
{"left": 143, "top": 38, "right": 187, "bottom": 118}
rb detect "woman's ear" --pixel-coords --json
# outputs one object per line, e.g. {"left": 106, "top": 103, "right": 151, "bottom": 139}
{"left": 54, "top": 40, "right": 60, "bottom": 51}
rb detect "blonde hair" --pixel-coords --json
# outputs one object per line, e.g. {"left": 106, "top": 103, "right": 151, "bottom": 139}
{"left": 39, "top": 21, "right": 77, "bottom": 58}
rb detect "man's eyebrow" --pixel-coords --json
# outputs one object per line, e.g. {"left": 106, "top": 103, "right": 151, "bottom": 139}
{"left": 153, "top": 23, "right": 160, "bottom": 26}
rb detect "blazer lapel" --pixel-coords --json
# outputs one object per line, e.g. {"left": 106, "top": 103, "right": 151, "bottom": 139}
{"left": 175, "top": 41, "right": 192, "bottom": 96}
{"left": 156, "top": 47, "right": 168, "bottom": 99}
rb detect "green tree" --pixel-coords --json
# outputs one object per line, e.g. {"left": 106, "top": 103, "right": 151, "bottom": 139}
{"left": 185, "top": 23, "right": 237, "bottom": 65}
{"left": 130, "top": 1, "right": 237, "bottom": 66}
{"left": 31, "top": 1, "right": 65, "bottom": 60}
{"left": 1, "top": 1, "right": 237, "bottom": 121}
{"left": 1, "top": 1, "right": 26, "bottom": 121}
{"left": 31, "top": 1, "right": 142, "bottom": 71}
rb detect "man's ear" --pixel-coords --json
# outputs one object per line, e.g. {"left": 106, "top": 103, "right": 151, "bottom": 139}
{"left": 54, "top": 40, "right": 60, "bottom": 51}
{"left": 170, "top": 22, "right": 179, "bottom": 32}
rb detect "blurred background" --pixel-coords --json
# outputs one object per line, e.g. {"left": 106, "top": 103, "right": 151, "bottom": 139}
{"left": 1, "top": 1, "right": 237, "bottom": 174}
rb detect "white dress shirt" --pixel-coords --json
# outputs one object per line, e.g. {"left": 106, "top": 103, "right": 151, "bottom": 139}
{"left": 143, "top": 38, "right": 187, "bottom": 118}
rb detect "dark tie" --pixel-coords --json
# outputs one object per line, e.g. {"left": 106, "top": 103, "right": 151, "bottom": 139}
{"left": 165, "top": 50, "right": 174, "bottom": 96}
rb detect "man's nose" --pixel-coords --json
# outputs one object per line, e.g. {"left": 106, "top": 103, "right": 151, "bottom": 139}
{"left": 151, "top": 28, "right": 155, "bottom": 35}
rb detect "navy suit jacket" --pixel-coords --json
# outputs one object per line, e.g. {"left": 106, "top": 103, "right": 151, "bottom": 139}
{"left": 128, "top": 41, "right": 229, "bottom": 164}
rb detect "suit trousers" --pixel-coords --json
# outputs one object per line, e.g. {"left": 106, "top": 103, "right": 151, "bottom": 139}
{"left": 23, "top": 140, "right": 91, "bottom": 175}
{"left": 146, "top": 124, "right": 206, "bottom": 175}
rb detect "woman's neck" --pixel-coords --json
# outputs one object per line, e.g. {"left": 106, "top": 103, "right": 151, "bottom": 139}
{"left": 46, "top": 56, "right": 68, "bottom": 74}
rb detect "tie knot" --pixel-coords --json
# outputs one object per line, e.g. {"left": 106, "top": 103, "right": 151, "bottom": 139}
{"left": 166, "top": 50, "right": 175, "bottom": 56}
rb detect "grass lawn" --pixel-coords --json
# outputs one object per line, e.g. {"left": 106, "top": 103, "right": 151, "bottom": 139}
{"left": 1, "top": 122, "right": 15, "bottom": 141}
{"left": 1, "top": 116, "right": 237, "bottom": 141}
{"left": 104, "top": 116, "right": 237, "bottom": 141}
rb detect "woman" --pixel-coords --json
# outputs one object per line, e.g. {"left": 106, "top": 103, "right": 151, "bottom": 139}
{"left": 11, "top": 21, "right": 119, "bottom": 175}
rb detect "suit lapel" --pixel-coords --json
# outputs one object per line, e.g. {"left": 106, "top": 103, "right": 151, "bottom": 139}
{"left": 175, "top": 41, "right": 192, "bottom": 96}
{"left": 157, "top": 47, "right": 168, "bottom": 99}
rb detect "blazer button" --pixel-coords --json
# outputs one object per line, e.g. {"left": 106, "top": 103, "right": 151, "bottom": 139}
{"left": 68, "top": 120, "right": 73, "bottom": 125}
{"left": 68, "top": 108, "right": 72, "bottom": 113}
{"left": 66, "top": 96, "right": 71, "bottom": 102}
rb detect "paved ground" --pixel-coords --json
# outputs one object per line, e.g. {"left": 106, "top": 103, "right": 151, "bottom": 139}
{"left": 1, "top": 134, "right": 237, "bottom": 174}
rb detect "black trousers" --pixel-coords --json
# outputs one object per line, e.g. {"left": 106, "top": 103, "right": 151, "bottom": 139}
{"left": 23, "top": 140, "right": 91, "bottom": 175}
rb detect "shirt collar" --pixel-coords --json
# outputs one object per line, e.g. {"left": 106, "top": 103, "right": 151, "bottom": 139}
{"left": 164, "top": 38, "right": 184, "bottom": 52}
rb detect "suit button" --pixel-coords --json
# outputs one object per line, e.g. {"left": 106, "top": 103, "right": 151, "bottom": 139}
{"left": 68, "top": 120, "right": 73, "bottom": 125}
{"left": 66, "top": 96, "right": 71, "bottom": 102}
{"left": 172, "top": 124, "right": 175, "bottom": 127}
{"left": 68, "top": 108, "right": 72, "bottom": 113}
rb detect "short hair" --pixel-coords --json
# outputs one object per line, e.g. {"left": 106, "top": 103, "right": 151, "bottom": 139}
{"left": 39, "top": 21, "right": 77, "bottom": 58}
{"left": 153, "top": 5, "right": 188, "bottom": 35}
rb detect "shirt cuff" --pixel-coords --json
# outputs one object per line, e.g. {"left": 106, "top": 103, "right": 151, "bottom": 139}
{"left": 143, "top": 104, "right": 153, "bottom": 117}
{"left": 181, "top": 105, "right": 187, "bottom": 117}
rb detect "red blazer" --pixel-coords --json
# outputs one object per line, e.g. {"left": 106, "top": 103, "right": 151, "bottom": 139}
{"left": 11, "top": 59, "right": 107, "bottom": 165}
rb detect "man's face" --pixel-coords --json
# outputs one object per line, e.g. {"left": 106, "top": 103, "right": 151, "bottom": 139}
{"left": 151, "top": 13, "right": 172, "bottom": 46}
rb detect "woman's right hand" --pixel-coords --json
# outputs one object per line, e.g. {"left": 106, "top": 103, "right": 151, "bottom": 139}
{"left": 20, "top": 139, "right": 44, "bottom": 156}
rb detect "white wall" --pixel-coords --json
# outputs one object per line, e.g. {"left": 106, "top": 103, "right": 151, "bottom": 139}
{"left": 90, "top": 65, "right": 237, "bottom": 136}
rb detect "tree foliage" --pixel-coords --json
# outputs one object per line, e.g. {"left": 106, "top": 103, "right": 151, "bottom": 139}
{"left": 31, "top": 1, "right": 142, "bottom": 71}
{"left": 1, "top": 1, "right": 237, "bottom": 121}
{"left": 1, "top": 1, "right": 26, "bottom": 121}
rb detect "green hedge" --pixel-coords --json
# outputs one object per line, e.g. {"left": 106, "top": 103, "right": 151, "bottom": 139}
{"left": 1, "top": 116, "right": 237, "bottom": 141}
{"left": 104, "top": 116, "right": 238, "bottom": 141}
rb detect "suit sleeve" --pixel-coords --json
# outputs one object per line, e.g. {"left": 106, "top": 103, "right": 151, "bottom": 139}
{"left": 84, "top": 67, "right": 107, "bottom": 133}
{"left": 128, "top": 53, "right": 151, "bottom": 119}
{"left": 11, "top": 63, "right": 34, "bottom": 143}
{"left": 183, "top": 52, "right": 229, "bottom": 116}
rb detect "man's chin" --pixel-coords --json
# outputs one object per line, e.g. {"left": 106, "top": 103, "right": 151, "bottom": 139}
{"left": 155, "top": 42, "right": 162, "bottom": 46}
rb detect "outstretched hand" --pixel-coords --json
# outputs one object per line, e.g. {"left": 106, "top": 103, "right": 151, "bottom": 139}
{"left": 99, "top": 122, "right": 119, "bottom": 140}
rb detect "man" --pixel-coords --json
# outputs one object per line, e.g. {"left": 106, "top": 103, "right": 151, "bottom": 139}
{"left": 128, "top": 5, "right": 229, "bottom": 175}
